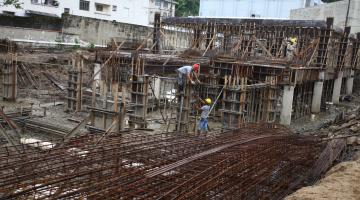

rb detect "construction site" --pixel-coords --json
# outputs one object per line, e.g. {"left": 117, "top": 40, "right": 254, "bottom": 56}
{"left": 0, "top": 15, "right": 360, "bottom": 199}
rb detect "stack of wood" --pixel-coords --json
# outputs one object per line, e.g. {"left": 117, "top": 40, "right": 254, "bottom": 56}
{"left": 326, "top": 112, "right": 360, "bottom": 146}
{"left": 17, "top": 63, "right": 40, "bottom": 89}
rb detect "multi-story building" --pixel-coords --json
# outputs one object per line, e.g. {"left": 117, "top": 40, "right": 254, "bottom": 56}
{"left": 199, "top": 0, "right": 322, "bottom": 19}
{"left": 291, "top": 0, "right": 360, "bottom": 34}
{"left": 148, "top": 0, "right": 177, "bottom": 25}
{"left": 0, "top": 0, "right": 177, "bottom": 26}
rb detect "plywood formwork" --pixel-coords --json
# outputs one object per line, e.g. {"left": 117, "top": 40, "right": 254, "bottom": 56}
{"left": 162, "top": 17, "right": 359, "bottom": 71}
{"left": 60, "top": 17, "right": 360, "bottom": 129}
{"left": 128, "top": 55, "right": 149, "bottom": 129}
{"left": 1, "top": 55, "right": 17, "bottom": 101}
{"left": 93, "top": 55, "right": 129, "bottom": 130}
{"left": 66, "top": 56, "right": 84, "bottom": 112}
{"left": 160, "top": 17, "right": 360, "bottom": 124}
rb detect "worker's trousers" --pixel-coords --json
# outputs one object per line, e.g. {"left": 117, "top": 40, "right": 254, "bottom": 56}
{"left": 176, "top": 70, "right": 186, "bottom": 92}
{"left": 198, "top": 118, "right": 208, "bottom": 133}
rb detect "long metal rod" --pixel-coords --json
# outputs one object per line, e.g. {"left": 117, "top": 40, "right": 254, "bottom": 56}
{"left": 206, "top": 86, "right": 225, "bottom": 118}
{"left": 0, "top": 123, "right": 332, "bottom": 200}
{"left": 345, "top": 0, "right": 351, "bottom": 27}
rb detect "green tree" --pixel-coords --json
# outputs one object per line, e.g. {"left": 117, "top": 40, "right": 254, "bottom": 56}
{"left": 175, "top": 0, "right": 200, "bottom": 17}
{"left": 0, "top": 0, "right": 22, "bottom": 8}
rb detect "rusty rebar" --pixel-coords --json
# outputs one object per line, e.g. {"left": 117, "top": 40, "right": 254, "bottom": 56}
{"left": 0, "top": 124, "right": 327, "bottom": 199}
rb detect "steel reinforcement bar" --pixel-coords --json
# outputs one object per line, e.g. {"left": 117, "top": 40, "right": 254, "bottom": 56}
{"left": 0, "top": 124, "right": 327, "bottom": 200}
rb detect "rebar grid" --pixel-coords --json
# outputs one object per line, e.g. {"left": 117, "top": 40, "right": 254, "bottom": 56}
{"left": 0, "top": 124, "right": 325, "bottom": 199}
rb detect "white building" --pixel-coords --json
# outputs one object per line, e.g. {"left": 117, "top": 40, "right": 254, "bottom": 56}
{"left": 0, "top": 0, "right": 177, "bottom": 26}
{"left": 291, "top": 0, "right": 360, "bottom": 34}
{"left": 199, "top": 0, "right": 322, "bottom": 19}
{"left": 149, "top": 0, "right": 177, "bottom": 25}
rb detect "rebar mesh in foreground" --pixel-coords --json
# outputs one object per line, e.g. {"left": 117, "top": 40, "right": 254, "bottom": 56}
{"left": 0, "top": 124, "right": 327, "bottom": 199}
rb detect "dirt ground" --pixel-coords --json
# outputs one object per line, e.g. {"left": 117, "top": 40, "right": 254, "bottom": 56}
{"left": 286, "top": 153, "right": 360, "bottom": 200}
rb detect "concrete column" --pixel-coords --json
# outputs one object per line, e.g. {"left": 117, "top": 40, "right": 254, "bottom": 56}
{"left": 154, "top": 77, "right": 161, "bottom": 99}
{"left": 311, "top": 71, "right": 325, "bottom": 113}
{"left": 311, "top": 82, "right": 324, "bottom": 113}
{"left": 346, "top": 70, "right": 354, "bottom": 95}
{"left": 280, "top": 85, "right": 295, "bottom": 125}
{"left": 332, "top": 71, "right": 343, "bottom": 104}
{"left": 94, "top": 63, "right": 101, "bottom": 82}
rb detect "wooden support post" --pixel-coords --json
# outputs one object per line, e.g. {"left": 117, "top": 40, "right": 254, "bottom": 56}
{"left": 76, "top": 57, "right": 83, "bottom": 112}
{"left": 112, "top": 82, "right": 119, "bottom": 131}
{"left": 90, "top": 110, "right": 95, "bottom": 126}
{"left": 113, "top": 83, "right": 119, "bottom": 112}
{"left": 11, "top": 60, "right": 17, "bottom": 101}
{"left": 176, "top": 80, "right": 192, "bottom": 132}
{"left": 92, "top": 81, "right": 96, "bottom": 107}
{"left": 102, "top": 81, "right": 107, "bottom": 109}
{"left": 118, "top": 101, "right": 126, "bottom": 132}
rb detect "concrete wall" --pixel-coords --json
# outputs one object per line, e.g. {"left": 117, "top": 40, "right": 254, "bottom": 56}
{"left": 291, "top": 0, "right": 360, "bottom": 34}
{"left": 62, "top": 15, "right": 152, "bottom": 46}
{"left": 0, "top": 26, "right": 61, "bottom": 41}
{"left": 161, "top": 27, "right": 191, "bottom": 50}
{"left": 0, "top": 14, "right": 191, "bottom": 49}
{"left": 0, "top": 15, "right": 62, "bottom": 30}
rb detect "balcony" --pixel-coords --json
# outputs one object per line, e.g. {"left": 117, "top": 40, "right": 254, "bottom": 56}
{"left": 94, "top": 3, "right": 111, "bottom": 16}
{"left": 30, "top": 0, "right": 59, "bottom": 7}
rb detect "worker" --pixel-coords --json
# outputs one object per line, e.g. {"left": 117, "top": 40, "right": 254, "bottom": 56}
{"left": 286, "top": 37, "right": 297, "bottom": 61}
{"left": 175, "top": 63, "right": 200, "bottom": 93}
{"left": 197, "top": 98, "right": 212, "bottom": 134}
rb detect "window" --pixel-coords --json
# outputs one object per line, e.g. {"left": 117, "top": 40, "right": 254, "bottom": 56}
{"left": 112, "top": 5, "right": 117, "bottom": 12}
{"left": 123, "top": 7, "right": 130, "bottom": 17}
{"left": 163, "top": 1, "right": 168, "bottom": 8}
{"left": 95, "top": 3, "right": 111, "bottom": 14}
{"left": 2, "top": 11, "right": 15, "bottom": 16}
{"left": 31, "top": 0, "right": 59, "bottom": 7}
{"left": 64, "top": 8, "right": 70, "bottom": 14}
{"left": 79, "top": 0, "right": 90, "bottom": 11}
{"left": 95, "top": 4, "right": 103, "bottom": 12}
{"left": 155, "top": 0, "right": 161, "bottom": 6}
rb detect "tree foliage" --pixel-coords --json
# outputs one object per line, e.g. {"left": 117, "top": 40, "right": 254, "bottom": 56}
{"left": 175, "top": 0, "right": 199, "bottom": 17}
{"left": 0, "top": 0, "right": 22, "bottom": 8}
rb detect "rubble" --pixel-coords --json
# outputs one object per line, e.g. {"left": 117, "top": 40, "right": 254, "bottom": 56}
{"left": 286, "top": 158, "right": 360, "bottom": 200}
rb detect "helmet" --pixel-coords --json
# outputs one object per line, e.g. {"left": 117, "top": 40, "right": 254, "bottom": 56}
{"left": 193, "top": 63, "right": 200, "bottom": 72}
{"left": 290, "top": 37, "right": 297, "bottom": 44}
{"left": 205, "top": 98, "right": 212, "bottom": 105}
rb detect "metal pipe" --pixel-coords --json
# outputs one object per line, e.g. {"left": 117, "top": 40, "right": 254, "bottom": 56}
{"left": 345, "top": 0, "right": 351, "bottom": 27}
